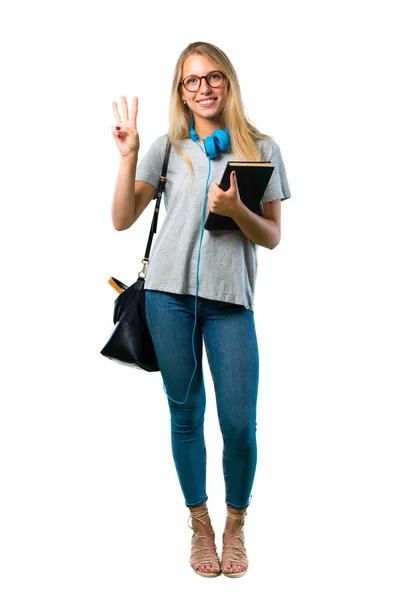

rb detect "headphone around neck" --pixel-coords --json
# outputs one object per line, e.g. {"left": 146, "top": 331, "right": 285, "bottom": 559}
{"left": 189, "top": 117, "right": 230, "bottom": 159}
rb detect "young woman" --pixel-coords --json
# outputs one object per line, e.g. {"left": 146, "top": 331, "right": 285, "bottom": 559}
{"left": 110, "top": 41, "right": 291, "bottom": 578}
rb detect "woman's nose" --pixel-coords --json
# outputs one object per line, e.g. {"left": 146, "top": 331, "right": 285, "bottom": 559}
{"left": 199, "top": 77, "right": 212, "bottom": 92}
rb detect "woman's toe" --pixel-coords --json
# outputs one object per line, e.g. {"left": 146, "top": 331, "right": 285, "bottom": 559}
{"left": 224, "top": 563, "right": 232, "bottom": 573}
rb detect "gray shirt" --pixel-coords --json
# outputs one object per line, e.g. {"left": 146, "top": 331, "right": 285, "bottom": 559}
{"left": 135, "top": 134, "right": 291, "bottom": 311}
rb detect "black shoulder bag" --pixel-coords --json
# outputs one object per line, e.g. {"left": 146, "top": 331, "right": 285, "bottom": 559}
{"left": 100, "top": 138, "right": 172, "bottom": 371}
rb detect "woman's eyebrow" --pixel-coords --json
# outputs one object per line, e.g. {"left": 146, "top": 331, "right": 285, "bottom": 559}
{"left": 183, "top": 70, "right": 217, "bottom": 78}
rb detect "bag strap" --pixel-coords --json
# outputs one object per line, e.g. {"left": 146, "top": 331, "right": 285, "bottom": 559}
{"left": 138, "top": 137, "right": 172, "bottom": 279}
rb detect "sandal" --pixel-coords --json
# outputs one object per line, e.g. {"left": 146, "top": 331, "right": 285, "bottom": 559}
{"left": 188, "top": 508, "right": 221, "bottom": 577}
{"left": 221, "top": 508, "right": 249, "bottom": 578}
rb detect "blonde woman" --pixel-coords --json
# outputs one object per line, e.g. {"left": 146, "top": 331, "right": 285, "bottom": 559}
{"left": 111, "top": 41, "right": 291, "bottom": 578}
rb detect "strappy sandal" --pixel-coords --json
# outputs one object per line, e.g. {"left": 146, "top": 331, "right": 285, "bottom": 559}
{"left": 188, "top": 508, "right": 221, "bottom": 578}
{"left": 221, "top": 508, "right": 249, "bottom": 578}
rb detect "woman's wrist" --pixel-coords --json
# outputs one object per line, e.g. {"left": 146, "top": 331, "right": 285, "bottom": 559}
{"left": 120, "top": 151, "right": 138, "bottom": 163}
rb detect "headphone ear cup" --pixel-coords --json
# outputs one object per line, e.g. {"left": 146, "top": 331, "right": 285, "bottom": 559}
{"left": 213, "top": 129, "right": 230, "bottom": 153}
{"left": 189, "top": 118, "right": 231, "bottom": 158}
{"left": 204, "top": 136, "right": 218, "bottom": 159}
{"left": 204, "top": 129, "right": 230, "bottom": 158}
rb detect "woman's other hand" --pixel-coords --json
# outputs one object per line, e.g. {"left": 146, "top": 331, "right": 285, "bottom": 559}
{"left": 111, "top": 96, "right": 140, "bottom": 157}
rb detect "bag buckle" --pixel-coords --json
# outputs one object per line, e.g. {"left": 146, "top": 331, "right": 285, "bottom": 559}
{"left": 138, "top": 258, "right": 149, "bottom": 279}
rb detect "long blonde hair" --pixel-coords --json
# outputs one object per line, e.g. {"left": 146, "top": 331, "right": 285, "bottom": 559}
{"left": 168, "top": 41, "right": 272, "bottom": 175}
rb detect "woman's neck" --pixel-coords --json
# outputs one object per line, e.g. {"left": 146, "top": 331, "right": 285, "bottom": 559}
{"left": 192, "top": 116, "right": 224, "bottom": 139}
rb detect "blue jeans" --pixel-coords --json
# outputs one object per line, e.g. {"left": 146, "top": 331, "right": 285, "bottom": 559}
{"left": 144, "top": 290, "right": 259, "bottom": 509}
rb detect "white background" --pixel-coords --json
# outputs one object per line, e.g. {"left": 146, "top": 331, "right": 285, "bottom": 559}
{"left": 1, "top": 0, "right": 399, "bottom": 598}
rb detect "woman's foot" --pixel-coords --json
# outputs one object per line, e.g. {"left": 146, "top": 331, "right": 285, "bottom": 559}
{"left": 221, "top": 506, "right": 249, "bottom": 577}
{"left": 188, "top": 504, "right": 221, "bottom": 577}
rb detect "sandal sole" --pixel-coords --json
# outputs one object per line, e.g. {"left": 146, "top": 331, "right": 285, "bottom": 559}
{"left": 222, "top": 570, "right": 247, "bottom": 578}
{"left": 192, "top": 569, "right": 221, "bottom": 578}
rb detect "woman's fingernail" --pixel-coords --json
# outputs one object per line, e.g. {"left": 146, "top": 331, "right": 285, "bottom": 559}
{"left": 118, "top": 134, "right": 121, "bottom": 138}
{"left": 116, "top": 126, "right": 121, "bottom": 131}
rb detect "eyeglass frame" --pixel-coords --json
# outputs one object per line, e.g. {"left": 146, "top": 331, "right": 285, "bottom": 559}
{"left": 179, "top": 70, "right": 226, "bottom": 92}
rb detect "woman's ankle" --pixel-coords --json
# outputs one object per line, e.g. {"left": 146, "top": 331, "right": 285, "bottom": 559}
{"left": 224, "top": 504, "right": 247, "bottom": 534}
{"left": 189, "top": 503, "right": 214, "bottom": 535}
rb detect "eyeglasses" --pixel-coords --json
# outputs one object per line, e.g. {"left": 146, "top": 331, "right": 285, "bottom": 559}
{"left": 180, "top": 71, "right": 226, "bottom": 92}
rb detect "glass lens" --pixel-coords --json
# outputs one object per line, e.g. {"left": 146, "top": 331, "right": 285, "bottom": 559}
{"left": 207, "top": 72, "right": 223, "bottom": 88}
{"left": 184, "top": 76, "right": 200, "bottom": 92}
{"left": 183, "top": 71, "right": 224, "bottom": 91}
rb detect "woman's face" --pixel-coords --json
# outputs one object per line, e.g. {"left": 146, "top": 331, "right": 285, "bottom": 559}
{"left": 180, "top": 54, "right": 228, "bottom": 124}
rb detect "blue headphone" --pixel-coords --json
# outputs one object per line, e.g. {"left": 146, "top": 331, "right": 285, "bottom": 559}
{"left": 189, "top": 117, "right": 230, "bottom": 159}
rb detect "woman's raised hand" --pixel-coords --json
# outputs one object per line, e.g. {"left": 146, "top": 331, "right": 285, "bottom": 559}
{"left": 111, "top": 96, "right": 140, "bottom": 157}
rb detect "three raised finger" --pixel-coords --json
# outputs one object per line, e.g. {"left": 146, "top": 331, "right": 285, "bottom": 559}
{"left": 112, "top": 100, "right": 122, "bottom": 125}
{"left": 120, "top": 96, "right": 129, "bottom": 122}
{"left": 130, "top": 96, "right": 138, "bottom": 128}
{"left": 112, "top": 96, "right": 138, "bottom": 126}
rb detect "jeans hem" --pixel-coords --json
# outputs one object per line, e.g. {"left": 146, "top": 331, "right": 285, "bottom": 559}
{"left": 186, "top": 495, "right": 208, "bottom": 509}
{"left": 226, "top": 500, "right": 250, "bottom": 510}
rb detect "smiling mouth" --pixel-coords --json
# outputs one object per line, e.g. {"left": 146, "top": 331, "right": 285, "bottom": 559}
{"left": 197, "top": 97, "right": 217, "bottom": 106}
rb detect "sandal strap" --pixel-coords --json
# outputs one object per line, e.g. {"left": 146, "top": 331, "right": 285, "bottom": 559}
{"left": 225, "top": 496, "right": 252, "bottom": 524}
{"left": 226, "top": 508, "right": 248, "bottom": 525}
{"left": 222, "top": 505, "right": 250, "bottom": 572}
{"left": 191, "top": 531, "right": 218, "bottom": 567}
{"left": 187, "top": 507, "right": 210, "bottom": 531}
{"left": 222, "top": 533, "right": 248, "bottom": 569}
{"left": 188, "top": 508, "right": 220, "bottom": 572}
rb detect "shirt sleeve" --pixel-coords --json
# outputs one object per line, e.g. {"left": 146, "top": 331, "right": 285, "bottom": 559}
{"left": 135, "top": 135, "right": 169, "bottom": 190}
{"left": 261, "top": 143, "right": 291, "bottom": 202}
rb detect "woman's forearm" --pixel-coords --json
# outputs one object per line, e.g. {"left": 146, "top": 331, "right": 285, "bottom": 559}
{"left": 112, "top": 153, "right": 138, "bottom": 230}
{"left": 231, "top": 203, "right": 280, "bottom": 249}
